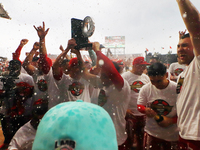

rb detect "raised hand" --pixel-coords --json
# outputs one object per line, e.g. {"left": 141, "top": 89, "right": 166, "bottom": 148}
{"left": 20, "top": 39, "right": 29, "bottom": 47}
{"left": 92, "top": 42, "right": 100, "bottom": 52}
{"left": 34, "top": 22, "right": 49, "bottom": 39}
{"left": 59, "top": 45, "right": 64, "bottom": 52}
{"left": 33, "top": 42, "right": 40, "bottom": 50}
{"left": 67, "top": 38, "right": 77, "bottom": 50}
{"left": 179, "top": 29, "right": 187, "bottom": 39}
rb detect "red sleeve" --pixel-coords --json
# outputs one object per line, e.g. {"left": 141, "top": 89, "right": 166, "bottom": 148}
{"left": 12, "top": 46, "right": 22, "bottom": 61}
{"left": 96, "top": 51, "right": 124, "bottom": 91}
{"left": 40, "top": 54, "right": 52, "bottom": 74}
{"left": 137, "top": 104, "right": 146, "bottom": 114}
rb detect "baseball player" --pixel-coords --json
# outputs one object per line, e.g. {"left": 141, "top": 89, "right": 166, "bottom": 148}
{"left": 121, "top": 56, "right": 150, "bottom": 150}
{"left": 137, "top": 62, "right": 178, "bottom": 150}
{"left": 175, "top": 0, "right": 200, "bottom": 149}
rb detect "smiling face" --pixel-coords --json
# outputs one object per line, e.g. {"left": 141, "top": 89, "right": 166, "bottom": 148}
{"left": 177, "top": 37, "right": 194, "bottom": 65}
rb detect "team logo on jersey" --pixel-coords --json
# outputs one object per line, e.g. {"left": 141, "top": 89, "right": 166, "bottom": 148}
{"left": 174, "top": 68, "right": 184, "bottom": 76}
{"left": 130, "top": 81, "right": 144, "bottom": 93}
{"left": 176, "top": 77, "right": 184, "bottom": 94}
{"left": 150, "top": 99, "right": 173, "bottom": 116}
{"left": 98, "top": 89, "right": 108, "bottom": 106}
{"left": 37, "top": 79, "right": 48, "bottom": 92}
{"left": 55, "top": 139, "right": 75, "bottom": 150}
{"left": 68, "top": 82, "right": 84, "bottom": 96}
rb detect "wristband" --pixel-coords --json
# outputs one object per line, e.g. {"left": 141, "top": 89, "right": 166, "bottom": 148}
{"left": 154, "top": 114, "right": 164, "bottom": 123}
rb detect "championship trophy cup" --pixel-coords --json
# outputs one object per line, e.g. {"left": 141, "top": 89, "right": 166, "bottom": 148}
{"left": 71, "top": 16, "right": 95, "bottom": 50}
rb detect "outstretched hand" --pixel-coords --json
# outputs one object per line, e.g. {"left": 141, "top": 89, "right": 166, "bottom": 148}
{"left": 34, "top": 22, "right": 49, "bottom": 39}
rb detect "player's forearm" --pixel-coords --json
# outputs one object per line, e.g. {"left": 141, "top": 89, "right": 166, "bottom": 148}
{"left": 176, "top": 0, "right": 200, "bottom": 34}
{"left": 154, "top": 115, "right": 177, "bottom": 127}
{"left": 52, "top": 48, "right": 70, "bottom": 80}
{"left": 12, "top": 45, "right": 22, "bottom": 61}
{"left": 39, "top": 38, "right": 47, "bottom": 56}
{"left": 53, "top": 48, "right": 70, "bottom": 68}
{"left": 23, "top": 49, "right": 35, "bottom": 67}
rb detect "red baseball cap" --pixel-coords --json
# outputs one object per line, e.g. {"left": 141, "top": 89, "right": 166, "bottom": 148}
{"left": 38, "top": 57, "right": 53, "bottom": 67}
{"left": 69, "top": 57, "right": 79, "bottom": 67}
{"left": 132, "top": 57, "right": 150, "bottom": 65}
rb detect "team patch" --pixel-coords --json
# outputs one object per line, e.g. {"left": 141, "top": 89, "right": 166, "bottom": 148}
{"left": 176, "top": 77, "right": 184, "bottom": 94}
{"left": 37, "top": 79, "right": 48, "bottom": 92}
{"left": 68, "top": 82, "right": 84, "bottom": 96}
{"left": 98, "top": 89, "right": 108, "bottom": 106}
{"left": 150, "top": 99, "right": 173, "bottom": 116}
{"left": 130, "top": 81, "right": 144, "bottom": 93}
{"left": 174, "top": 68, "right": 184, "bottom": 76}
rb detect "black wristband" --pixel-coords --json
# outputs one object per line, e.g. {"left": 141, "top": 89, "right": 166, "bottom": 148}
{"left": 154, "top": 114, "right": 164, "bottom": 123}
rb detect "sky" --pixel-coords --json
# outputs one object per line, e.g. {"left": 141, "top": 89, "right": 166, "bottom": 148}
{"left": 0, "top": 0, "right": 200, "bottom": 61}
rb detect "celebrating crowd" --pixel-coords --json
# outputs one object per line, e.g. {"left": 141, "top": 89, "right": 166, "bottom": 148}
{"left": 0, "top": 0, "right": 199, "bottom": 150}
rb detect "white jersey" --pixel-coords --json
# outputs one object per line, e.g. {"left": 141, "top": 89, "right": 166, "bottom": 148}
{"left": 176, "top": 56, "right": 200, "bottom": 140}
{"left": 137, "top": 81, "right": 179, "bottom": 141}
{"left": 8, "top": 121, "right": 36, "bottom": 150}
{"left": 56, "top": 74, "right": 91, "bottom": 103}
{"left": 31, "top": 69, "right": 49, "bottom": 102}
{"left": 20, "top": 66, "right": 28, "bottom": 74}
{"left": 15, "top": 73, "right": 34, "bottom": 86}
{"left": 169, "top": 62, "right": 186, "bottom": 80}
{"left": 31, "top": 68, "right": 60, "bottom": 110}
{"left": 46, "top": 70, "right": 61, "bottom": 110}
{"left": 92, "top": 78, "right": 131, "bottom": 145}
{"left": 122, "top": 71, "right": 150, "bottom": 116}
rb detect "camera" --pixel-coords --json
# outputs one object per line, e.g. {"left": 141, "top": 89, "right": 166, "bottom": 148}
{"left": 71, "top": 16, "right": 95, "bottom": 50}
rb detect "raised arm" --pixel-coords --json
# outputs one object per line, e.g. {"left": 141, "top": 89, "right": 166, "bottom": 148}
{"left": 52, "top": 39, "right": 76, "bottom": 80}
{"left": 34, "top": 22, "right": 51, "bottom": 74}
{"left": 93, "top": 42, "right": 124, "bottom": 91}
{"left": 22, "top": 42, "right": 40, "bottom": 75}
{"left": 59, "top": 45, "right": 71, "bottom": 60}
{"left": 177, "top": 0, "right": 200, "bottom": 56}
{"left": 12, "top": 39, "right": 28, "bottom": 61}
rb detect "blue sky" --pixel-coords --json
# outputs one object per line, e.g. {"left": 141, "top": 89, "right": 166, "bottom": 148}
{"left": 0, "top": 0, "right": 200, "bottom": 60}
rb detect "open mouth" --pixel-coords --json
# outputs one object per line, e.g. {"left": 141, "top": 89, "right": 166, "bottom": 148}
{"left": 179, "top": 54, "right": 187, "bottom": 60}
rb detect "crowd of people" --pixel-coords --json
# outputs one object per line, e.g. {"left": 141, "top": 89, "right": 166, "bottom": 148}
{"left": 0, "top": 0, "right": 199, "bottom": 150}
